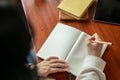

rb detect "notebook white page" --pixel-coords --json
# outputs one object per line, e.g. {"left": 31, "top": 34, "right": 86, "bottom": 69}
{"left": 36, "top": 23, "right": 81, "bottom": 60}
{"left": 65, "top": 32, "right": 90, "bottom": 76}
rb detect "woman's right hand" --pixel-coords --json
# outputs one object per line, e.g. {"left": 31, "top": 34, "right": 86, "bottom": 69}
{"left": 86, "top": 33, "right": 103, "bottom": 57}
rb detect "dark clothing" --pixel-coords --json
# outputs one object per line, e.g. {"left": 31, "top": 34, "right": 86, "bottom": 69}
{"left": 0, "top": 0, "right": 39, "bottom": 80}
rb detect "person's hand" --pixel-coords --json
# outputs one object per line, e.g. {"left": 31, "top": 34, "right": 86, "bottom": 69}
{"left": 37, "top": 57, "right": 69, "bottom": 77}
{"left": 86, "top": 33, "right": 103, "bottom": 57}
{"left": 39, "top": 77, "right": 56, "bottom": 80}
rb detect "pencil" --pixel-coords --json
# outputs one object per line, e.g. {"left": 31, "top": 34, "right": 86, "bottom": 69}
{"left": 93, "top": 41, "right": 112, "bottom": 45}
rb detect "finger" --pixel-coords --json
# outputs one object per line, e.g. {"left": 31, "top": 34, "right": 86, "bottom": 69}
{"left": 49, "top": 59, "right": 67, "bottom": 64}
{"left": 86, "top": 36, "right": 95, "bottom": 45}
{"left": 87, "top": 33, "right": 102, "bottom": 45}
{"left": 49, "top": 67, "right": 69, "bottom": 74}
{"left": 89, "top": 34, "right": 95, "bottom": 41}
{"left": 41, "top": 77, "right": 56, "bottom": 80}
{"left": 45, "top": 56, "right": 59, "bottom": 61}
{"left": 93, "top": 33, "right": 102, "bottom": 41}
{"left": 86, "top": 34, "right": 96, "bottom": 42}
{"left": 45, "top": 77, "right": 56, "bottom": 80}
{"left": 50, "top": 63, "right": 69, "bottom": 68}
{"left": 37, "top": 61, "right": 50, "bottom": 67}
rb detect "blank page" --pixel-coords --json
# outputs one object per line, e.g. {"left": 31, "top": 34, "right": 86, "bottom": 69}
{"left": 36, "top": 23, "right": 81, "bottom": 60}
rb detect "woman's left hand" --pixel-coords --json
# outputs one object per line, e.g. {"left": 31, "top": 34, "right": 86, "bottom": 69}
{"left": 37, "top": 57, "right": 69, "bottom": 77}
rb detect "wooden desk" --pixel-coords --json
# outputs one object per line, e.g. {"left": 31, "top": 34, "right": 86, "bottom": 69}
{"left": 23, "top": 0, "right": 120, "bottom": 80}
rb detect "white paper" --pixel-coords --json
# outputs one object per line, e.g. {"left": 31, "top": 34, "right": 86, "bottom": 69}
{"left": 65, "top": 32, "right": 90, "bottom": 76}
{"left": 36, "top": 23, "right": 81, "bottom": 60}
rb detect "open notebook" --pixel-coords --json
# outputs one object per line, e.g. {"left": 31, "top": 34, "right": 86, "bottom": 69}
{"left": 36, "top": 23, "right": 107, "bottom": 76}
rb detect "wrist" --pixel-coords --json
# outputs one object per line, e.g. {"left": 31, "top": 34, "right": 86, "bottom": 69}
{"left": 89, "top": 54, "right": 100, "bottom": 57}
{"left": 25, "top": 63, "right": 39, "bottom": 80}
{"left": 89, "top": 52, "right": 101, "bottom": 57}
{"left": 84, "top": 55, "right": 106, "bottom": 71}
{"left": 26, "top": 63, "right": 46, "bottom": 80}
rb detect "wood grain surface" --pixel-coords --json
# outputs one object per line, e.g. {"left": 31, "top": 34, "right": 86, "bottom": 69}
{"left": 22, "top": 0, "right": 120, "bottom": 80}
